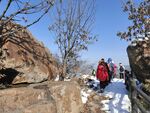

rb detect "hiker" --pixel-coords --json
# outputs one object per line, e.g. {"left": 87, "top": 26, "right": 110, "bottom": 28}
{"left": 101, "top": 58, "right": 110, "bottom": 85}
{"left": 112, "top": 61, "right": 117, "bottom": 78}
{"left": 107, "top": 58, "right": 115, "bottom": 83}
{"left": 92, "top": 69, "right": 96, "bottom": 76}
{"left": 96, "top": 58, "right": 109, "bottom": 93}
{"left": 119, "top": 63, "right": 125, "bottom": 79}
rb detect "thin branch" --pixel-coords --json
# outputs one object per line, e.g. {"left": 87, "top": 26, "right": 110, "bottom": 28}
{"left": 26, "top": 6, "right": 51, "bottom": 27}
{"left": 0, "top": 4, "right": 52, "bottom": 38}
{"left": 1, "top": 1, "right": 45, "bottom": 26}
{"left": 14, "top": 0, "right": 21, "bottom": 10}
{"left": 0, "top": 0, "right": 12, "bottom": 20}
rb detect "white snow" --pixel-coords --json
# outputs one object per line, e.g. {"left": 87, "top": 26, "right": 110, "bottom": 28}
{"left": 82, "top": 74, "right": 90, "bottom": 79}
{"left": 81, "top": 75, "right": 99, "bottom": 103}
{"left": 80, "top": 75, "right": 131, "bottom": 112}
{"left": 56, "top": 73, "right": 131, "bottom": 112}
{"left": 81, "top": 75, "right": 131, "bottom": 113}
{"left": 81, "top": 88, "right": 92, "bottom": 103}
{"left": 101, "top": 78, "right": 131, "bottom": 113}
{"left": 144, "top": 37, "right": 149, "bottom": 40}
{"left": 54, "top": 75, "right": 60, "bottom": 81}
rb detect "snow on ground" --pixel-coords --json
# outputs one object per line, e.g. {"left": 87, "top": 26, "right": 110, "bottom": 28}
{"left": 58, "top": 74, "right": 131, "bottom": 113}
{"left": 101, "top": 78, "right": 131, "bottom": 113}
{"left": 81, "top": 88, "right": 92, "bottom": 103}
{"left": 81, "top": 75, "right": 99, "bottom": 103}
{"left": 80, "top": 75, "right": 131, "bottom": 113}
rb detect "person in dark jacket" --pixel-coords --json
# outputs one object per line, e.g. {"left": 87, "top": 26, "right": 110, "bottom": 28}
{"left": 119, "top": 63, "right": 125, "bottom": 79}
{"left": 107, "top": 58, "right": 115, "bottom": 83}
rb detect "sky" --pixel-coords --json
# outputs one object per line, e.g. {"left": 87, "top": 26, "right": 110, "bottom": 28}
{"left": 1, "top": 0, "right": 134, "bottom": 66}
{"left": 27, "top": 0, "right": 131, "bottom": 66}
{"left": 79, "top": 0, "right": 131, "bottom": 66}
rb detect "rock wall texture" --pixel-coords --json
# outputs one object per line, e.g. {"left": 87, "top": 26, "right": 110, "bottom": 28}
{"left": 0, "top": 81, "right": 83, "bottom": 113}
{"left": 47, "top": 81, "right": 83, "bottom": 113}
{"left": 127, "top": 39, "right": 150, "bottom": 82}
{"left": 0, "top": 21, "right": 58, "bottom": 84}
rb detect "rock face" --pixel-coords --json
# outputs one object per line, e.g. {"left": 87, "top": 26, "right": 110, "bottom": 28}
{"left": 127, "top": 39, "right": 150, "bottom": 82}
{"left": 0, "top": 81, "right": 83, "bottom": 113}
{"left": 48, "top": 81, "right": 83, "bottom": 113}
{"left": 82, "top": 93, "right": 106, "bottom": 113}
{"left": 0, "top": 21, "right": 58, "bottom": 84}
{"left": 0, "top": 87, "right": 57, "bottom": 113}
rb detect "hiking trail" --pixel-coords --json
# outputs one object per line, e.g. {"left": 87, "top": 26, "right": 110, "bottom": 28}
{"left": 101, "top": 78, "right": 131, "bottom": 113}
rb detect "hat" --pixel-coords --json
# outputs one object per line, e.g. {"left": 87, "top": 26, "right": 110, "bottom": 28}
{"left": 107, "top": 58, "right": 112, "bottom": 63}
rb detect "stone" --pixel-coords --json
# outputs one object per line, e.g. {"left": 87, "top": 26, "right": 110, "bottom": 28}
{"left": 0, "top": 21, "right": 58, "bottom": 84}
{"left": 0, "top": 87, "right": 57, "bottom": 113}
{"left": 24, "top": 101, "right": 57, "bottom": 113}
{"left": 0, "top": 81, "right": 83, "bottom": 113}
{"left": 127, "top": 39, "right": 150, "bottom": 82}
{"left": 81, "top": 93, "right": 105, "bottom": 113}
{"left": 47, "top": 81, "right": 83, "bottom": 113}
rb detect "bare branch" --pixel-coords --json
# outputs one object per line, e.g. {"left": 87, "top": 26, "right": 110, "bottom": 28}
{"left": 0, "top": 6, "right": 51, "bottom": 38}
{"left": 117, "top": 0, "right": 149, "bottom": 41}
{"left": 26, "top": 6, "right": 51, "bottom": 28}
{"left": 0, "top": 0, "right": 55, "bottom": 39}
{"left": 49, "top": 0, "right": 96, "bottom": 78}
{"left": 0, "top": 0, "right": 12, "bottom": 20}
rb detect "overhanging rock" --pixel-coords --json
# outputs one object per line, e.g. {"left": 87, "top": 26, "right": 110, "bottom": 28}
{"left": 0, "top": 21, "right": 58, "bottom": 84}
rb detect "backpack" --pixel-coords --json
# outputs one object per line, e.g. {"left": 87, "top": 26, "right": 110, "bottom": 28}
{"left": 109, "top": 63, "right": 114, "bottom": 72}
{"left": 92, "top": 69, "right": 96, "bottom": 76}
{"left": 119, "top": 66, "right": 124, "bottom": 72}
{"left": 96, "top": 64, "right": 108, "bottom": 81}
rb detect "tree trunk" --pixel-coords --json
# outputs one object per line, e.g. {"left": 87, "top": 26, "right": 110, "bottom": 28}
{"left": 60, "top": 58, "right": 67, "bottom": 81}
{"left": 0, "top": 24, "right": 3, "bottom": 48}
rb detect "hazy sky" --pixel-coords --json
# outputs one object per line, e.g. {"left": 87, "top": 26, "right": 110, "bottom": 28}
{"left": 28, "top": 0, "right": 132, "bottom": 66}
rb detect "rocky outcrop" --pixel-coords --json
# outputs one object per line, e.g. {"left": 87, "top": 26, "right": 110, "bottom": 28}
{"left": 0, "top": 86, "right": 57, "bottom": 113}
{"left": 81, "top": 92, "right": 106, "bottom": 113}
{"left": 0, "top": 21, "right": 58, "bottom": 84}
{"left": 127, "top": 38, "right": 150, "bottom": 82}
{"left": 74, "top": 75, "right": 107, "bottom": 113}
{"left": 47, "top": 81, "right": 83, "bottom": 113}
{"left": 0, "top": 81, "right": 83, "bottom": 113}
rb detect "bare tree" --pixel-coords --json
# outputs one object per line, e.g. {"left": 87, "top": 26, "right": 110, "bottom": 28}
{"left": 66, "top": 52, "right": 79, "bottom": 76}
{"left": 67, "top": 59, "right": 95, "bottom": 78}
{"left": 117, "top": 0, "right": 149, "bottom": 41}
{"left": 77, "top": 60, "right": 95, "bottom": 75}
{"left": 49, "top": 0, "right": 96, "bottom": 80}
{"left": 0, "top": 0, "right": 57, "bottom": 40}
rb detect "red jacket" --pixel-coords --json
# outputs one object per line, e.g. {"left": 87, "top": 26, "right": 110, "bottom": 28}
{"left": 96, "top": 64, "right": 108, "bottom": 81}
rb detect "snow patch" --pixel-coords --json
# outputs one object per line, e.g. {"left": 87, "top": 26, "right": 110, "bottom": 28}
{"left": 102, "top": 78, "right": 131, "bottom": 113}
{"left": 79, "top": 74, "right": 131, "bottom": 113}
{"left": 54, "top": 75, "right": 59, "bottom": 81}
{"left": 81, "top": 88, "right": 91, "bottom": 103}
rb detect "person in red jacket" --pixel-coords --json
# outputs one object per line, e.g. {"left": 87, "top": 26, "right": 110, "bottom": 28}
{"left": 96, "top": 59, "right": 109, "bottom": 93}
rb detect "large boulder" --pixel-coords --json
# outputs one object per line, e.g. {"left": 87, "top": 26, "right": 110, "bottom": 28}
{"left": 0, "top": 21, "right": 58, "bottom": 84}
{"left": 127, "top": 38, "right": 150, "bottom": 82}
{"left": 0, "top": 81, "right": 83, "bottom": 113}
{"left": 81, "top": 92, "right": 106, "bottom": 113}
{"left": 47, "top": 81, "right": 83, "bottom": 113}
{"left": 0, "top": 86, "right": 57, "bottom": 113}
